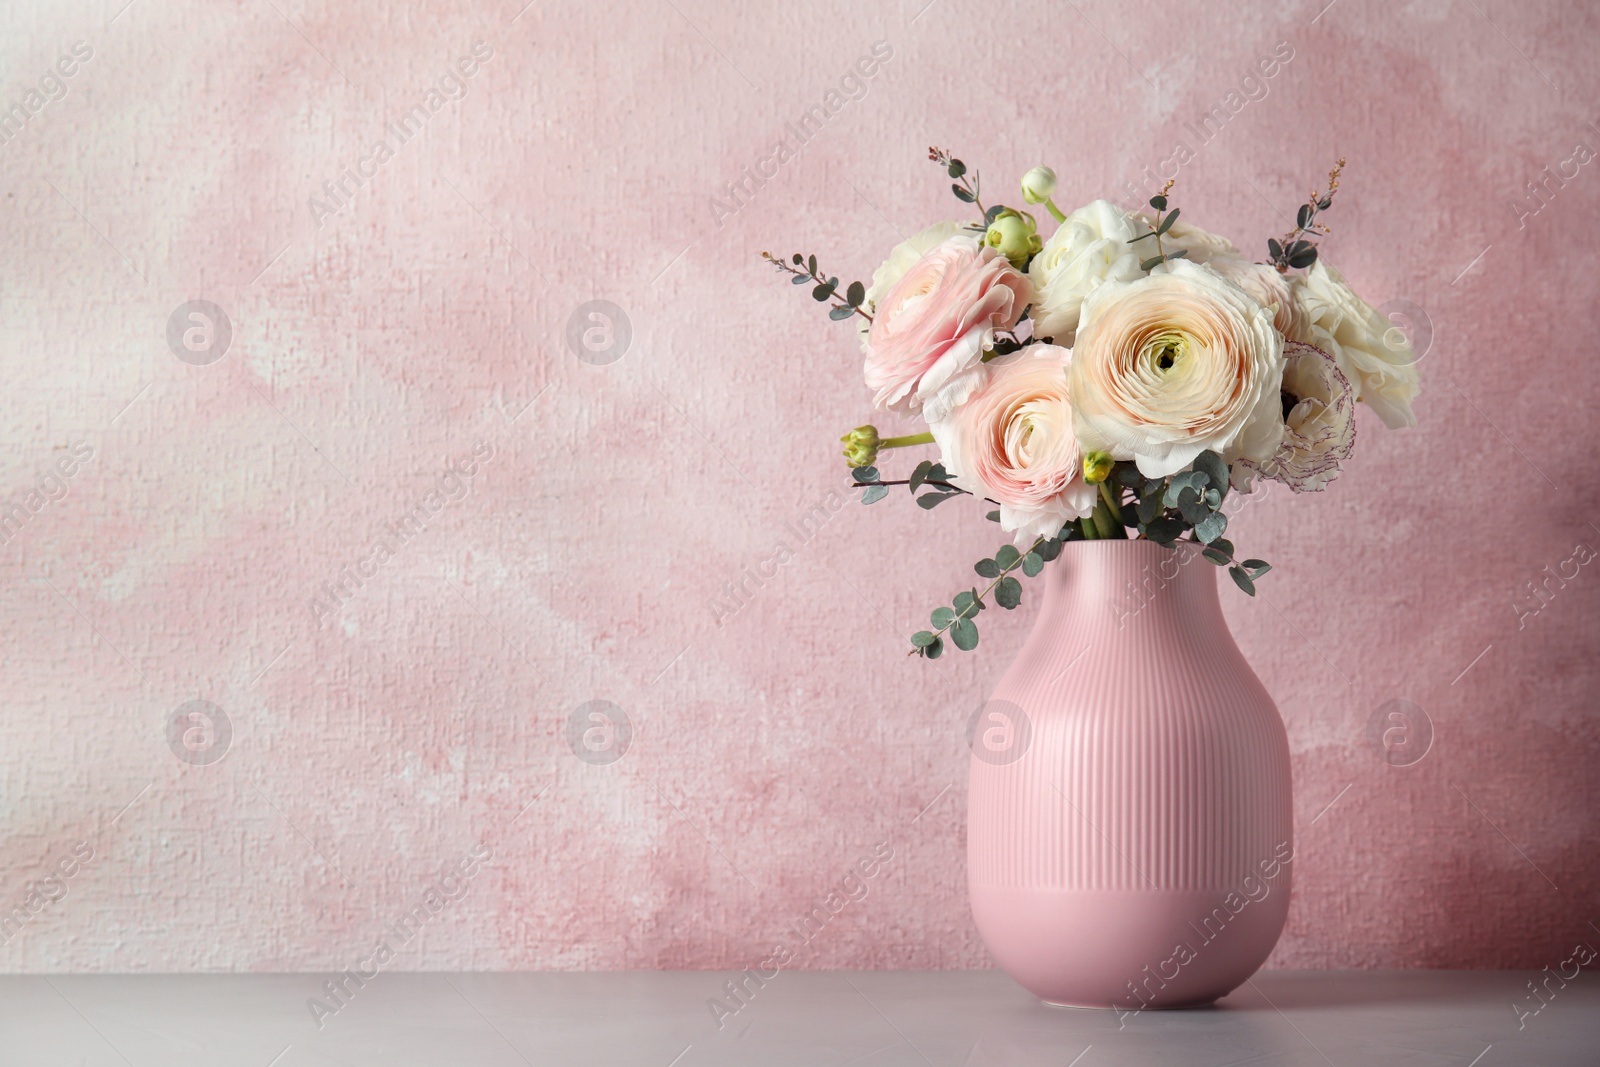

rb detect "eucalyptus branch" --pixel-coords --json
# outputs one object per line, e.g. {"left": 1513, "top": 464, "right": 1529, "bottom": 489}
{"left": 762, "top": 251, "right": 873, "bottom": 323}
{"left": 908, "top": 535, "right": 1049, "bottom": 657}
{"left": 928, "top": 146, "right": 986, "bottom": 219}
{"left": 1128, "top": 179, "right": 1186, "bottom": 272}
{"left": 1268, "top": 157, "right": 1345, "bottom": 273}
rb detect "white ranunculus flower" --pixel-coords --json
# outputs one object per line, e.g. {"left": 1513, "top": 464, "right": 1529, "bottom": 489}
{"left": 1205, "top": 254, "right": 1309, "bottom": 341}
{"left": 1026, "top": 199, "right": 1144, "bottom": 346}
{"left": 1234, "top": 342, "right": 1357, "bottom": 493}
{"left": 1068, "top": 260, "right": 1286, "bottom": 479}
{"left": 858, "top": 220, "right": 978, "bottom": 349}
{"left": 1288, "top": 261, "right": 1420, "bottom": 429}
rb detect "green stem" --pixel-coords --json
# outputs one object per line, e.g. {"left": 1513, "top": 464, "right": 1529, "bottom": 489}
{"left": 1097, "top": 480, "right": 1121, "bottom": 516}
{"left": 1042, "top": 196, "right": 1066, "bottom": 224}
{"left": 1079, "top": 517, "right": 1099, "bottom": 540}
{"left": 1091, "top": 504, "right": 1117, "bottom": 539}
{"left": 880, "top": 432, "right": 935, "bottom": 450}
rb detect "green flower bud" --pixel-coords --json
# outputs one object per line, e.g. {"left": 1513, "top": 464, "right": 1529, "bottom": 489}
{"left": 1082, "top": 450, "right": 1115, "bottom": 485}
{"left": 840, "top": 425, "right": 880, "bottom": 467}
{"left": 983, "top": 209, "right": 1043, "bottom": 268}
{"left": 1020, "top": 166, "right": 1057, "bottom": 205}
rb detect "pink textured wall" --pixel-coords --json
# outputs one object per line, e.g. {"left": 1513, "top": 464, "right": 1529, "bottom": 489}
{"left": 0, "top": 0, "right": 1595, "bottom": 975}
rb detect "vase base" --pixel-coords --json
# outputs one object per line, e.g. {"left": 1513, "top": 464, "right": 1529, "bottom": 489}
{"left": 1042, "top": 995, "right": 1222, "bottom": 1010}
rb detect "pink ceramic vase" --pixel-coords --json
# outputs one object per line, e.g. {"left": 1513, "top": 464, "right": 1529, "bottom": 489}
{"left": 967, "top": 539, "right": 1293, "bottom": 1009}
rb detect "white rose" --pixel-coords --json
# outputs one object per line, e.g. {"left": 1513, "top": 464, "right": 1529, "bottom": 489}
{"left": 1068, "top": 260, "right": 1285, "bottom": 479}
{"left": 1288, "top": 261, "right": 1420, "bottom": 429}
{"left": 858, "top": 220, "right": 979, "bottom": 349}
{"left": 1234, "top": 341, "right": 1356, "bottom": 493}
{"left": 1026, "top": 200, "right": 1144, "bottom": 346}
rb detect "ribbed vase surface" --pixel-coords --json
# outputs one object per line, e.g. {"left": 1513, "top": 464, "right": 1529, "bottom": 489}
{"left": 967, "top": 540, "right": 1293, "bottom": 1009}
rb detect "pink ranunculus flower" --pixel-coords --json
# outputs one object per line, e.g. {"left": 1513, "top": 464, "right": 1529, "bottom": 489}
{"left": 862, "top": 235, "right": 1032, "bottom": 422}
{"left": 928, "top": 344, "right": 1098, "bottom": 544}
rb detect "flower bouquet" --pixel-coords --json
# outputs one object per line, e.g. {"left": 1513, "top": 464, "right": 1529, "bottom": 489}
{"left": 765, "top": 151, "right": 1420, "bottom": 659}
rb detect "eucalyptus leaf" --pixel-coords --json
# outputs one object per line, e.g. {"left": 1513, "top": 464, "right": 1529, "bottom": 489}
{"left": 1194, "top": 510, "right": 1228, "bottom": 543}
{"left": 927, "top": 463, "right": 950, "bottom": 483}
{"left": 974, "top": 558, "right": 1000, "bottom": 579}
{"left": 1140, "top": 255, "right": 1166, "bottom": 271}
{"left": 909, "top": 459, "right": 935, "bottom": 492}
{"left": 1156, "top": 207, "right": 1180, "bottom": 234}
{"left": 925, "top": 635, "right": 944, "bottom": 659}
{"left": 911, "top": 630, "right": 937, "bottom": 648}
{"left": 1229, "top": 565, "right": 1257, "bottom": 596}
{"left": 1035, "top": 538, "right": 1063, "bottom": 562}
{"left": 986, "top": 510, "right": 1001, "bottom": 523}
{"left": 953, "top": 591, "right": 980, "bottom": 620}
{"left": 995, "top": 576, "right": 1022, "bottom": 609}
{"left": 1202, "top": 546, "right": 1231, "bottom": 566}
{"left": 917, "top": 491, "right": 961, "bottom": 509}
{"left": 931, "top": 606, "right": 955, "bottom": 629}
{"left": 1149, "top": 194, "right": 1167, "bottom": 210}
{"left": 846, "top": 281, "right": 865, "bottom": 307}
{"left": 791, "top": 274, "right": 810, "bottom": 284}
{"left": 1164, "top": 470, "right": 1208, "bottom": 508}
{"left": 860, "top": 485, "right": 889, "bottom": 504}
{"left": 828, "top": 305, "right": 855, "bottom": 320}
{"left": 995, "top": 544, "right": 1021, "bottom": 570}
{"left": 1021, "top": 551, "right": 1043, "bottom": 578}
{"left": 852, "top": 466, "right": 879, "bottom": 484}
{"left": 1178, "top": 490, "right": 1210, "bottom": 525}
{"left": 951, "top": 618, "right": 979, "bottom": 651}
{"left": 947, "top": 159, "right": 967, "bottom": 179}
{"left": 812, "top": 283, "right": 834, "bottom": 302}
{"left": 1145, "top": 516, "right": 1185, "bottom": 544}
{"left": 953, "top": 184, "right": 976, "bottom": 203}
{"left": 1191, "top": 451, "right": 1229, "bottom": 504}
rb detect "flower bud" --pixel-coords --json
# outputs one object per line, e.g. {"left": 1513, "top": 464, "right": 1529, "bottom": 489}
{"left": 1082, "top": 450, "right": 1115, "bottom": 485}
{"left": 983, "top": 209, "right": 1043, "bottom": 268}
{"left": 1020, "top": 166, "right": 1057, "bottom": 205}
{"left": 840, "top": 425, "right": 880, "bottom": 467}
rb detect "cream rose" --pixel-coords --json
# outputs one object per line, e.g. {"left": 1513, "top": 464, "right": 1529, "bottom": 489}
{"left": 1234, "top": 342, "right": 1356, "bottom": 493}
{"left": 1026, "top": 199, "right": 1144, "bottom": 346}
{"left": 861, "top": 235, "right": 1032, "bottom": 421}
{"left": 1288, "top": 261, "right": 1420, "bottom": 429}
{"left": 1068, "top": 260, "right": 1285, "bottom": 479}
{"left": 929, "top": 344, "right": 1097, "bottom": 543}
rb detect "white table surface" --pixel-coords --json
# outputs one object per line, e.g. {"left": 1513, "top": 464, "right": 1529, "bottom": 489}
{"left": 0, "top": 970, "right": 1593, "bottom": 1065}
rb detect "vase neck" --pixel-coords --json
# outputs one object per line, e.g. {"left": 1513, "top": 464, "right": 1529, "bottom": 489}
{"left": 1037, "top": 540, "right": 1224, "bottom": 637}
